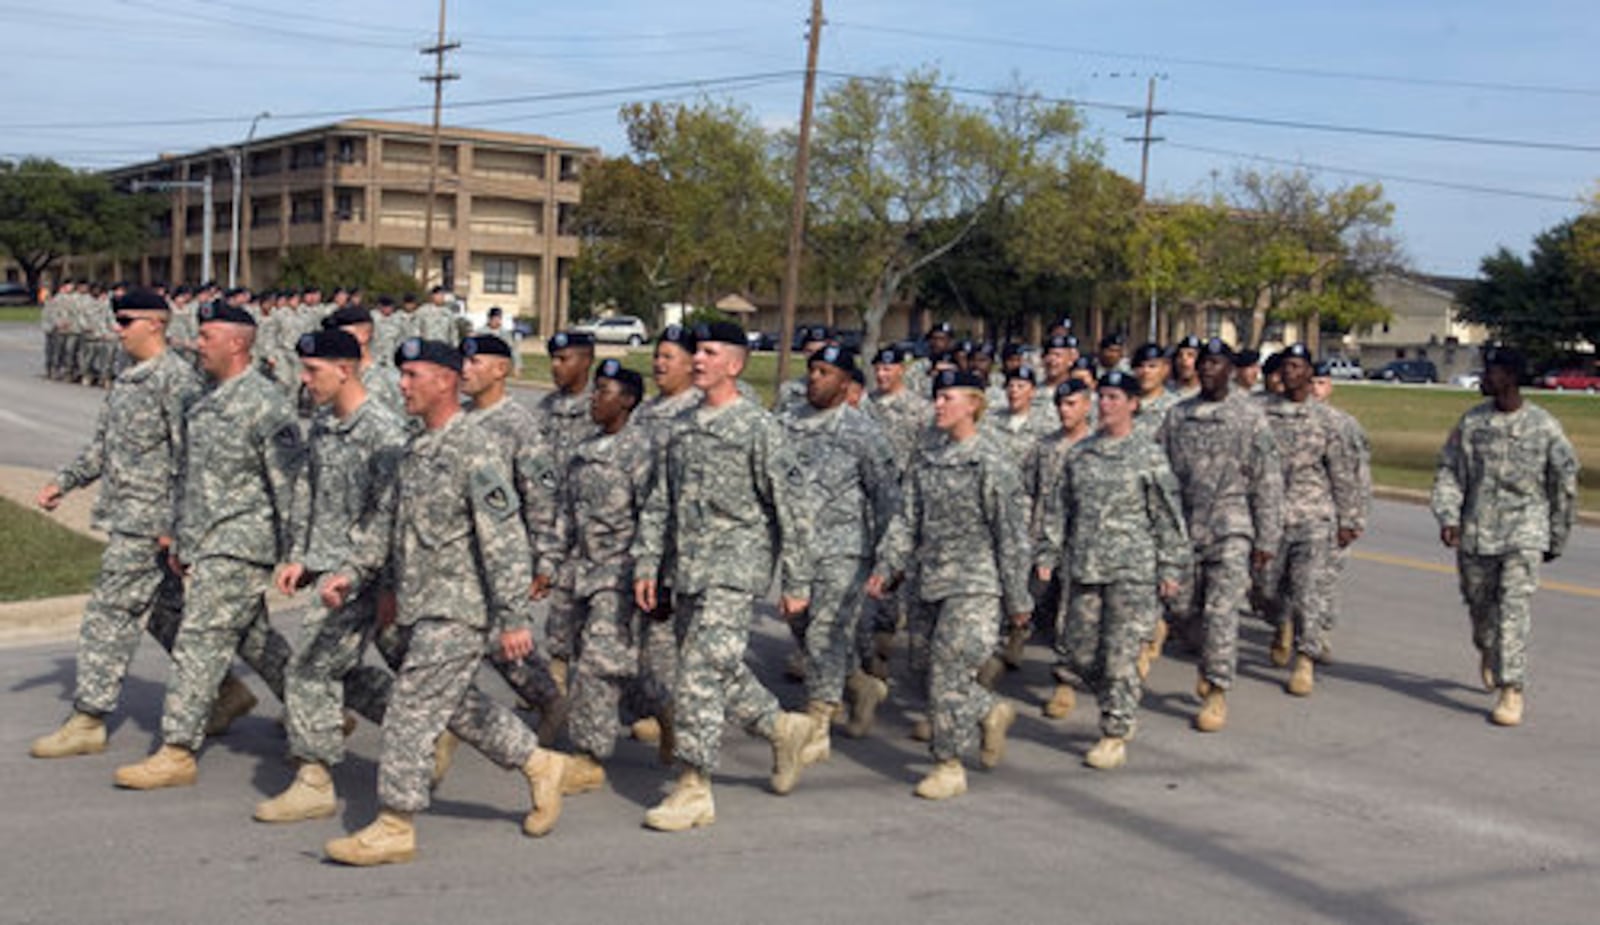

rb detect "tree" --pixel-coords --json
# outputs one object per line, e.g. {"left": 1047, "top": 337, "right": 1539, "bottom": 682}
{"left": 1458, "top": 213, "right": 1600, "bottom": 364}
{"left": 0, "top": 158, "right": 155, "bottom": 294}
{"left": 276, "top": 247, "right": 420, "bottom": 299}
{"left": 806, "top": 71, "right": 1085, "bottom": 354}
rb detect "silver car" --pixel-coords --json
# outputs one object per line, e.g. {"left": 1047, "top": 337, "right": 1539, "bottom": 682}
{"left": 573, "top": 315, "right": 649, "bottom": 346}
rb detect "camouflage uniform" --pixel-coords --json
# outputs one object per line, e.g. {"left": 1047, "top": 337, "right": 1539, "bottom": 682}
{"left": 1025, "top": 426, "right": 1090, "bottom": 680}
{"left": 874, "top": 433, "right": 1032, "bottom": 763}
{"left": 82, "top": 295, "right": 120, "bottom": 387}
{"left": 775, "top": 376, "right": 809, "bottom": 416}
{"left": 282, "top": 397, "right": 408, "bottom": 767}
{"left": 360, "top": 362, "right": 406, "bottom": 420}
{"left": 61, "top": 291, "right": 87, "bottom": 383}
{"left": 370, "top": 312, "right": 401, "bottom": 369}
{"left": 1133, "top": 388, "right": 1180, "bottom": 439}
{"left": 1041, "top": 433, "right": 1189, "bottom": 738}
{"left": 984, "top": 403, "right": 1054, "bottom": 470}
{"left": 632, "top": 394, "right": 807, "bottom": 774}
{"left": 779, "top": 402, "right": 900, "bottom": 705}
{"left": 41, "top": 289, "right": 63, "bottom": 379}
{"left": 557, "top": 421, "right": 656, "bottom": 759}
{"left": 534, "top": 385, "right": 599, "bottom": 663}
{"left": 1157, "top": 391, "right": 1284, "bottom": 688}
{"left": 413, "top": 303, "right": 456, "bottom": 343}
{"left": 861, "top": 387, "right": 928, "bottom": 654}
{"left": 161, "top": 368, "right": 303, "bottom": 750}
{"left": 55, "top": 348, "right": 201, "bottom": 716}
{"left": 1431, "top": 400, "right": 1577, "bottom": 689}
{"left": 166, "top": 300, "right": 199, "bottom": 369}
{"left": 1318, "top": 403, "right": 1372, "bottom": 643}
{"left": 1259, "top": 395, "right": 1364, "bottom": 661}
{"left": 332, "top": 411, "right": 540, "bottom": 814}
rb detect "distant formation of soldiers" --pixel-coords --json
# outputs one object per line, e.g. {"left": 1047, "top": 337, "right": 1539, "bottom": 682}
{"left": 24, "top": 289, "right": 1579, "bottom": 866}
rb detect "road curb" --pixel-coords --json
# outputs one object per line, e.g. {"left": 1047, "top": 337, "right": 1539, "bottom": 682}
{"left": 1372, "top": 483, "right": 1600, "bottom": 527}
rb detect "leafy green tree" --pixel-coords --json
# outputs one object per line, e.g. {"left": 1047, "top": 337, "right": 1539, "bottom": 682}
{"left": 275, "top": 247, "right": 419, "bottom": 298}
{"left": 0, "top": 158, "right": 156, "bottom": 294}
{"left": 1459, "top": 213, "right": 1600, "bottom": 364}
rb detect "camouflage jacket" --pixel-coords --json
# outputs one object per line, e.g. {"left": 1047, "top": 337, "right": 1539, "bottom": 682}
{"left": 633, "top": 394, "right": 807, "bottom": 598}
{"left": 535, "top": 385, "right": 599, "bottom": 475}
{"left": 360, "top": 362, "right": 407, "bottom": 420}
{"left": 465, "top": 396, "right": 562, "bottom": 579}
{"left": 414, "top": 304, "right": 456, "bottom": 343}
{"left": 779, "top": 402, "right": 901, "bottom": 569}
{"left": 874, "top": 431, "right": 1033, "bottom": 616}
{"left": 176, "top": 367, "right": 304, "bottom": 565}
{"left": 1041, "top": 431, "right": 1191, "bottom": 585}
{"left": 56, "top": 348, "right": 202, "bottom": 538}
{"left": 1324, "top": 401, "right": 1372, "bottom": 534}
{"left": 631, "top": 388, "right": 701, "bottom": 586}
{"left": 337, "top": 411, "right": 533, "bottom": 632}
{"left": 552, "top": 422, "right": 655, "bottom": 598}
{"left": 370, "top": 312, "right": 401, "bottom": 367}
{"left": 1025, "top": 428, "right": 1090, "bottom": 570}
{"left": 290, "top": 397, "right": 408, "bottom": 574}
{"left": 984, "top": 404, "right": 1055, "bottom": 471}
{"left": 1261, "top": 394, "right": 1365, "bottom": 538}
{"left": 1157, "top": 391, "right": 1284, "bottom": 556}
{"left": 775, "top": 376, "right": 809, "bottom": 416}
{"left": 1431, "top": 400, "right": 1578, "bottom": 557}
{"left": 865, "top": 387, "right": 930, "bottom": 477}
{"left": 1134, "top": 388, "right": 1180, "bottom": 439}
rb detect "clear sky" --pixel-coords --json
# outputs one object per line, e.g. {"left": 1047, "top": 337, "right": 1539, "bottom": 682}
{"left": 6, "top": 0, "right": 1597, "bottom": 276}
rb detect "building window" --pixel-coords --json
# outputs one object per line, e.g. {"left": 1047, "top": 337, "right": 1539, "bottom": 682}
{"left": 559, "top": 154, "right": 580, "bottom": 182}
{"left": 440, "top": 254, "right": 455, "bottom": 289}
{"left": 334, "top": 190, "right": 359, "bottom": 222}
{"left": 484, "top": 257, "right": 518, "bottom": 294}
{"left": 392, "top": 252, "right": 417, "bottom": 277}
{"left": 336, "top": 137, "right": 358, "bottom": 164}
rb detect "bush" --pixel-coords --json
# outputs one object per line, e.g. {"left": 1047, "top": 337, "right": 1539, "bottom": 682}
{"left": 275, "top": 247, "right": 421, "bottom": 298}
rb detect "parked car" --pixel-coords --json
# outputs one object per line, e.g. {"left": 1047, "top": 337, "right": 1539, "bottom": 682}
{"left": 1323, "top": 357, "right": 1364, "bottom": 380}
{"left": 1450, "top": 370, "right": 1483, "bottom": 389}
{"left": 1369, "top": 359, "right": 1438, "bottom": 383}
{"left": 572, "top": 315, "right": 649, "bottom": 346}
{"left": 1538, "top": 369, "right": 1600, "bottom": 392}
{"left": 0, "top": 282, "right": 34, "bottom": 306}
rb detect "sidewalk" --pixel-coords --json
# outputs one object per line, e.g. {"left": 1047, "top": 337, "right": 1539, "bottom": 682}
{"left": 0, "top": 465, "right": 101, "bottom": 646}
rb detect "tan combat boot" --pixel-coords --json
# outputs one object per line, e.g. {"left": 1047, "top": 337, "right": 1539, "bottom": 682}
{"left": 1479, "top": 651, "right": 1495, "bottom": 692}
{"left": 254, "top": 762, "right": 337, "bottom": 823}
{"left": 1001, "top": 624, "right": 1028, "bottom": 669}
{"left": 909, "top": 716, "right": 932, "bottom": 742}
{"left": 1287, "top": 654, "right": 1315, "bottom": 697}
{"left": 631, "top": 716, "right": 662, "bottom": 745}
{"left": 644, "top": 767, "right": 715, "bottom": 831}
{"left": 523, "top": 748, "right": 568, "bottom": 837}
{"left": 800, "top": 701, "right": 834, "bottom": 765}
{"left": 114, "top": 744, "right": 197, "bottom": 790}
{"left": 913, "top": 760, "right": 967, "bottom": 800}
{"left": 30, "top": 712, "right": 107, "bottom": 758}
{"left": 325, "top": 811, "right": 415, "bottom": 866}
{"left": 549, "top": 657, "right": 569, "bottom": 697}
{"left": 1195, "top": 673, "right": 1214, "bottom": 699}
{"left": 430, "top": 731, "right": 459, "bottom": 790}
{"left": 976, "top": 655, "right": 1005, "bottom": 691}
{"left": 845, "top": 670, "right": 889, "bottom": 738}
{"left": 1042, "top": 684, "right": 1076, "bottom": 719}
{"left": 1084, "top": 736, "right": 1127, "bottom": 770}
{"left": 768, "top": 711, "right": 815, "bottom": 795}
{"left": 1491, "top": 686, "right": 1524, "bottom": 727}
{"left": 561, "top": 752, "right": 607, "bottom": 796}
{"left": 1269, "top": 622, "right": 1294, "bottom": 668}
{"left": 205, "top": 674, "right": 257, "bottom": 737}
{"left": 1195, "top": 689, "right": 1228, "bottom": 733}
{"left": 536, "top": 695, "right": 570, "bottom": 748}
{"left": 979, "top": 700, "right": 1016, "bottom": 769}
{"left": 869, "top": 631, "right": 896, "bottom": 680}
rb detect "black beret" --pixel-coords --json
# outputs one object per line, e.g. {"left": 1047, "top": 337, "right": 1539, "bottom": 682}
{"left": 394, "top": 337, "right": 462, "bottom": 373}
{"left": 322, "top": 305, "right": 374, "bottom": 328}
{"left": 1201, "top": 337, "right": 1236, "bottom": 362}
{"left": 487, "top": 306, "right": 503, "bottom": 317}
{"left": 429, "top": 285, "right": 448, "bottom": 295}
{"left": 1174, "top": 335, "right": 1203, "bottom": 352}
{"left": 302, "top": 284, "right": 323, "bottom": 293}
{"left": 377, "top": 295, "right": 395, "bottom": 307}
{"left": 224, "top": 287, "right": 249, "bottom": 299}
{"left": 658, "top": 324, "right": 698, "bottom": 352}
{"left": 1098, "top": 369, "right": 1138, "bottom": 394}
{"left": 1005, "top": 364, "right": 1038, "bottom": 384}
{"left": 461, "top": 335, "right": 512, "bottom": 359}
{"left": 332, "top": 287, "right": 349, "bottom": 297}
{"left": 928, "top": 351, "right": 955, "bottom": 366}
{"left": 1099, "top": 333, "right": 1126, "bottom": 349}
{"left": 955, "top": 339, "right": 974, "bottom": 355}
{"left": 801, "top": 324, "right": 834, "bottom": 343}
{"left": 297, "top": 329, "right": 361, "bottom": 360}
{"left": 1071, "top": 356, "right": 1096, "bottom": 372}
{"left": 1281, "top": 343, "right": 1312, "bottom": 362}
{"left": 1045, "top": 334, "right": 1079, "bottom": 351}
{"left": 197, "top": 300, "right": 256, "bottom": 327}
{"left": 693, "top": 320, "right": 747, "bottom": 347}
{"left": 932, "top": 369, "right": 985, "bottom": 394}
{"left": 111, "top": 287, "right": 170, "bottom": 312}
{"left": 1051, "top": 316, "right": 1074, "bottom": 331}
{"left": 927, "top": 321, "right": 954, "bottom": 336}
{"left": 173, "top": 286, "right": 193, "bottom": 297}
{"left": 1000, "top": 342, "right": 1027, "bottom": 360}
{"left": 1483, "top": 345, "right": 1526, "bottom": 374}
{"left": 871, "top": 346, "right": 905, "bottom": 366}
{"left": 1055, "top": 379, "right": 1091, "bottom": 401}
{"left": 1234, "top": 348, "right": 1262, "bottom": 366}
{"left": 401, "top": 292, "right": 417, "bottom": 303}
{"left": 1262, "top": 352, "right": 1285, "bottom": 376}
{"left": 548, "top": 330, "right": 596, "bottom": 352}
{"left": 808, "top": 343, "right": 859, "bottom": 375}
{"left": 1313, "top": 360, "right": 1333, "bottom": 377}
{"left": 1132, "top": 343, "right": 1165, "bottom": 365}
{"left": 849, "top": 365, "right": 866, "bottom": 387}
{"left": 595, "top": 357, "right": 644, "bottom": 399}
{"left": 973, "top": 341, "right": 996, "bottom": 359}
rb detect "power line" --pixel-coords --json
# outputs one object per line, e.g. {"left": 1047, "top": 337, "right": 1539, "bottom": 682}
{"left": 830, "top": 20, "right": 1600, "bottom": 99}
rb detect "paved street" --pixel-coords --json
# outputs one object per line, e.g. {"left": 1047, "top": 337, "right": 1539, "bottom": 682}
{"left": 1, "top": 322, "right": 1597, "bottom": 924}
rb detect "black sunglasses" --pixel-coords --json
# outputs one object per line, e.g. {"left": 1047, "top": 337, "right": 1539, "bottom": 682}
{"left": 114, "top": 315, "right": 142, "bottom": 327}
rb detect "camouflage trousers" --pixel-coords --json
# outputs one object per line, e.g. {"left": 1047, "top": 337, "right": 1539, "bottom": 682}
{"left": 927, "top": 594, "right": 1000, "bottom": 763}
{"left": 671, "top": 587, "right": 781, "bottom": 774}
{"left": 378, "top": 619, "right": 539, "bottom": 814}
{"left": 1316, "top": 545, "right": 1350, "bottom": 645}
{"left": 73, "top": 533, "right": 185, "bottom": 716}
{"left": 568, "top": 589, "right": 643, "bottom": 760}
{"left": 1457, "top": 550, "right": 1541, "bottom": 690}
{"left": 488, "top": 643, "right": 563, "bottom": 714}
{"left": 631, "top": 592, "right": 677, "bottom": 722}
{"left": 1260, "top": 522, "right": 1338, "bottom": 661}
{"left": 1177, "top": 537, "right": 1253, "bottom": 690}
{"left": 160, "top": 556, "right": 291, "bottom": 750}
{"left": 787, "top": 558, "right": 870, "bottom": 705}
{"left": 1063, "top": 580, "right": 1158, "bottom": 739}
{"left": 45, "top": 331, "right": 65, "bottom": 380}
{"left": 856, "top": 580, "right": 907, "bottom": 667}
{"left": 544, "top": 582, "right": 578, "bottom": 663}
{"left": 283, "top": 585, "right": 396, "bottom": 766}
{"left": 60, "top": 333, "right": 82, "bottom": 381}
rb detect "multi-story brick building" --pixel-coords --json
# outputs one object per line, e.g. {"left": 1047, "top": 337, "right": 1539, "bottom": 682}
{"left": 98, "top": 118, "right": 595, "bottom": 335}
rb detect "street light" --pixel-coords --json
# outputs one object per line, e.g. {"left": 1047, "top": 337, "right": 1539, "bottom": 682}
{"left": 227, "top": 111, "right": 270, "bottom": 288}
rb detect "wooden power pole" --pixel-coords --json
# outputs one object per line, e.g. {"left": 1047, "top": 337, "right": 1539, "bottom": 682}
{"left": 775, "top": 0, "right": 824, "bottom": 394}
{"left": 419, "top": 0, "right": 459, "bottom": 291}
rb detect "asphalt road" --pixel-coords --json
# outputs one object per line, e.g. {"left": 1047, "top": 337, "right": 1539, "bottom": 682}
{"left": 2, "top": 322, "right": 1598, "bottom": 925}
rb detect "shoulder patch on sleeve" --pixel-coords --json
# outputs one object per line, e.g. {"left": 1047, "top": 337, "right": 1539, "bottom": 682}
{"left": 274, "top": 423, "right": 302, "bottom": 450}
{"left": 471, "top": 467, "right": 519, "bottom": 521}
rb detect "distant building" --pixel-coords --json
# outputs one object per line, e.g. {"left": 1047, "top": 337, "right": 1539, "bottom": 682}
{"left": 1345, "top": 272, "right": 1486, "bottom": 380}
{"left": 79, "top": 119, "right": 596, "bottom": 337}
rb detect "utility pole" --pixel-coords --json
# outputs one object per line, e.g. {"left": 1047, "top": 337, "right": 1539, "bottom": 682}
{"left": 775, "top": 0, "right": 824, "bottom": 395}
{"left": 1125, "top": 75, "right": 1166, "bottom": 340}
{"left": 132, "top": 177, "right": 215, "bottom": 283}
{"left": 228, "top": 111, "right": 270, "bottom": 288}
{"left": 419, "top": 0, "right": 459, "bottom": 291}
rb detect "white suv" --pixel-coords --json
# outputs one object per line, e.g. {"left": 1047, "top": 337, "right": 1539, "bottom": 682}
{"left": 573, "top": 315, "right": 649, "bottom": 346}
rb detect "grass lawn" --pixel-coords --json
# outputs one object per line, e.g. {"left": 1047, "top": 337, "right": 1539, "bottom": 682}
{"left": 0, "top": 497, "right": 104, "bottom": 602}
{"left": 1330, "top": 383, "right": 1600, "bottom": 512}
{"left": 0, "top": 305, "right": 41, "bottom": 323}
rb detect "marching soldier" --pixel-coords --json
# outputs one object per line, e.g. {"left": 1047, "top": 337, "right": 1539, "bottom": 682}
{"left": 775, "top": 324, "right": 834, "bottom": 415}
{"left": 1131, "top": 342, "right": 1179, "bottom": 438}
{"left": 535, "top": 330, "right": 600, "bottom": 690}
{"left": 1031, "top": 379, "right": 1095, "bottom": 718}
